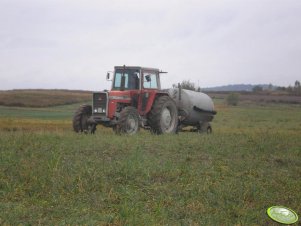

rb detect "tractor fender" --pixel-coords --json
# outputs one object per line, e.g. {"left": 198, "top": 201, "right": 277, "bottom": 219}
{"left": 143, "top": 91, "right": 171, "bottom": 115}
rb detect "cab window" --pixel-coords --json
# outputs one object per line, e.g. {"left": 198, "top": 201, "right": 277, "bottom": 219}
{"left": 113, "top": 70, "right": 140, "bottom": 90}
{"left": 143, "top": 73, "right": 158, "bottom": 89}
{"left": 114, "top": 72, "right": 128, "bottom": 89}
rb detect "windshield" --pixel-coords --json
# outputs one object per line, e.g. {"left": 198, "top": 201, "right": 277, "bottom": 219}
{"left": 112, "top": 69, "right": 140, "bottom": 90}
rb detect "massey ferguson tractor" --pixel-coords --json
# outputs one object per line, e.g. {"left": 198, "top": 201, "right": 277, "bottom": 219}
{"left": 73, "top": 66, "right": 216, "bottom": 135}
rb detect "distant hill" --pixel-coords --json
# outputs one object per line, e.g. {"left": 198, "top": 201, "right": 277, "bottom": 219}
{"left": 202, "top": 84, "right": 274, "bottom": 92}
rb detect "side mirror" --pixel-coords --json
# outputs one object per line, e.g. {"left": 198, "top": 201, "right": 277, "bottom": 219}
{"left": 145, "top": 74, "right": 151, "bottom": 82}
{"left": 106, "top": 71, "right": 113, "bottom": 81}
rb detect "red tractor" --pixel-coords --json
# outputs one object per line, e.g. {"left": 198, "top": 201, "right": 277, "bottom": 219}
{"left": 73, "top": 66, "right": 179, "bottom": 134}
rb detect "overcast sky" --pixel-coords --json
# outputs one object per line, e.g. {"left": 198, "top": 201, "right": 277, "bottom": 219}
{"left": 1, "top": 0, "right": 300, "bottom": 90}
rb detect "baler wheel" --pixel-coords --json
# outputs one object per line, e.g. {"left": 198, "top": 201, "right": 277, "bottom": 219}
{"left": 148, "top": 96, "right": 178, "bottom": 134}
{"left": 72, "top": 105, "right": 95, "bottom": 133}
{"left": 114, "top": 107, "right": 140, "bottom": 135}
{"left": 198, "top": 122, "right": 212, "bottom": 134}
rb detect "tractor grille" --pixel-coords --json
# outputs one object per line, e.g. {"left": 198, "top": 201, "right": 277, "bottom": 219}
{"left": 93, "top": 92, "right": 108, "bottom": 115}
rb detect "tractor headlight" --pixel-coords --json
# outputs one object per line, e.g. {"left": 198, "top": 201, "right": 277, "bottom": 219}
{"left": 94, "top": 108, "right": 106, "bottom": 113}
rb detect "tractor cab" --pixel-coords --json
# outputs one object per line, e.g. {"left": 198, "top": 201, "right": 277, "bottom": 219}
{"left": 110, "top": 66, "right": 161, "bottom": 91}
{"left": 104, "top": 66, "right": 165, "bottom": 119}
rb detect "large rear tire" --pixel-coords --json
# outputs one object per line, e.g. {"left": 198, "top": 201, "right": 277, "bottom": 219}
{"left": 73, "top": 105, "right": 94, "bottom": 133}
{"left": 148, "top": 96, "right": 178, "bottom": 134}
{"left": 115, "top": 106, "right": 140, "bottom": 135}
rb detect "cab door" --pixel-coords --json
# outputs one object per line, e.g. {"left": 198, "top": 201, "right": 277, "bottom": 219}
{"left": 138, "top": 70, "right": 160, "bottom": 115}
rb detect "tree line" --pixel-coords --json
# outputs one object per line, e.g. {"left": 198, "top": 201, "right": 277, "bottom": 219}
{"left": 175, "top": 80, "right": 301, "bottom": 96}
{"left": 273, "top": 80, "right": 301, "bottom": 96}
{"left": 252, "top": 80, "right": 301, "bottom": 96}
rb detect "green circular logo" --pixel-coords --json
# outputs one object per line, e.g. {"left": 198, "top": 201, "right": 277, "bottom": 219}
{"left": 267, "top": 206, "right": 299, "bottom": 224}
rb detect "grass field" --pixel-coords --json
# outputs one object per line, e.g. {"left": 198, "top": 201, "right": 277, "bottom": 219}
{"left": 0, "top": 89, "right": 91, "bottom": 108}
{"left": 0, "top": 101, "right": 300, "bottom": 225}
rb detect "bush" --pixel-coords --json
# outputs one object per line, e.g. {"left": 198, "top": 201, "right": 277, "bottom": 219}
{"left": 226, "top": 93, "right": 239, "bottom": 106}
{"left": 252, "top": 85, "right": 263, "bottom": 92}
{"left": 173, "top": 80, "right": 198, "bottom": 91}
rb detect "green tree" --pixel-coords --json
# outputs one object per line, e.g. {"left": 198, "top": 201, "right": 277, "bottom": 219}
{"left": 276, "top": 86, "right": 286, "bottom": 91}
{"left": 173, "top": 80, "right": 197, "bottom": 91}
{"left": 252, "top": 85, "right": 263, "bottom": 92}
{"left": 294, "top": 80, "right": 301, "bottom": 96}
{"left": 268, "top": 83, "right": 273, "bottom": 90}
{"left": 287, "top": 85, "right": 293, "bottom": 94}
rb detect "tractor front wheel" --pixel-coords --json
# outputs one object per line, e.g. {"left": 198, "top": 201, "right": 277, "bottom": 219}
{"left": 73, "top": 105, "right": 95, "bottom": 133}
{"left": 148, "top": 96, "right": 178, "bottom": 134}
{"left": 115, "top": 107, "right": 140, "bottom": 135}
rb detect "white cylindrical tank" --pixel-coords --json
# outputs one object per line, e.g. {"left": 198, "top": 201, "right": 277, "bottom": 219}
{"left": 168, "top": 88, "right": 216, "bottom": 126}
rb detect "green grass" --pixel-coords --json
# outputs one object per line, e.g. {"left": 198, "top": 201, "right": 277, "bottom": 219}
{"left": 0, "top": 102, "right": 300, "bottom": 225}
{"left": 0, "top": 103, "right": 83, "bottom": 120}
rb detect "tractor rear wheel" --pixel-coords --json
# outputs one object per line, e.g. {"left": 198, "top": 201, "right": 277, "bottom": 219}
{"left": 73, "top": 105, "right": 95, "bottom": 133}
{"left": 115, "top": 106, "right": 140, "bottom": 135}
{"left": 148, "top": 96, "right": 178, "bottom": 134}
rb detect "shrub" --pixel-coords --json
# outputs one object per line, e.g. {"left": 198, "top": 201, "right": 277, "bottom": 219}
{"left": 226, "top": 93, "right": 239, "bottom": 106}
{"left": 252, "top": 85, "right": 263, "bottom": 92}
{"left": 173, "top": 80, "right": 197, "bottom": 91}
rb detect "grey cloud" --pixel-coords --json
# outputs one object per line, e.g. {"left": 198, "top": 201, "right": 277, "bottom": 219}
{"left": 0, "top": 0, "right": 300, "bottom": 90}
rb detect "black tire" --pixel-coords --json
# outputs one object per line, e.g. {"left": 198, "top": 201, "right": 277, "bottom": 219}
{"left": 148, "top": 96, "right": 178, "bottom": 134}
{"left": 198, "top": 122, "right": 212, "bottom": 134}
{"left": 207, "top": 125, "right": 212, "bottom": 134}
{"left": 115, "top": 106, "right": 139, "bottom": 135}
{"left": 72, "top": 105, "right": 93, "bottom": 133}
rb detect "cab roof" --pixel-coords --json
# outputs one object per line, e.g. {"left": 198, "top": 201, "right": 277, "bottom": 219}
{"left": 114, "top": 66, "right": 160, "bottom": 72}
